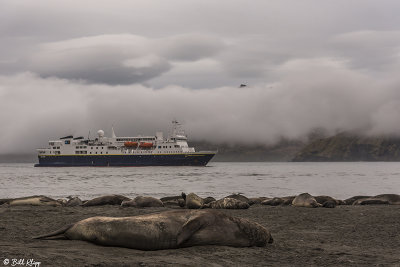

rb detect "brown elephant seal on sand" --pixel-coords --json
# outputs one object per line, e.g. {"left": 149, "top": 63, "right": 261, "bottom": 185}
{"left": 33, "top": 210, "right": 273, "bottom": 250}
{"left": 353, "top": 198, "right": 389, "bottom": 205}
{"left": 203, "top": 196, "right": 216, "bottom": 205}
{"left": 373, "top": 194, "right": 400, "bottom": 204}
{"left": 184, "top": 193, "right": 204, "bottom": 209}
{"left": 314, "top": 195, "right": 342, "bottom": 206}
{"left": 160, "top": 195, "right": 185, "bottom": 208}
{"left": 205, "top": 198, "right": 250, "bottom": 209}
{"left": 352, "top": 194, "right": 400, "bottom": 205}
{"left": 261, "top": 196, "right": 295, "bottom": 206}
{"left": 225, "top": 194, "right": 250, "bottom": 205}
{"left": 343, "top": 195, "right": 371, "bottom": 205}
{"left": 81, "top": 195, "right": 130, "bottom": 206}
{"left": 249, "top": 197, "right": 270, "bottom": 205}
{"left": 292, "top": 193, "right": 321, "bottom": 208}
{"left": 262, "top": 197, "right": 284, "bottom": 206}
{"left": 322, "top": 200, "right": 336, "bottom": 208}
{"left": 6, "top": 195, "right": 61, "bottom": 207}
{"left": 65, "top": 196, "right": 83, "bottom": 207}
{"left": 121, "top": 196, "right": 164, "bottom": 208}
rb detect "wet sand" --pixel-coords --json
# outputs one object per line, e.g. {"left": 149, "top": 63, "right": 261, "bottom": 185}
{"left": 0, "top": 204, "right": 399, "bottom": 266}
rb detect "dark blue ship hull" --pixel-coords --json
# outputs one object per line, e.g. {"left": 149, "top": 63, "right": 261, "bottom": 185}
{"left": 34, "top": 153, "right": 215, "bottom": 167}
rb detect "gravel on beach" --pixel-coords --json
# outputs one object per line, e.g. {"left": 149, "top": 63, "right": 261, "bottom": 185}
{"left": 0, "top": 204, "right": 399, "bottom": 266}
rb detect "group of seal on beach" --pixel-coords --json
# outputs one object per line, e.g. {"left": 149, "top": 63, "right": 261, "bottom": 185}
{"left": 2, "top": 192, "right": 399, "bottom": 250}
{"left": 2, "top": 193, "right": 400, "bottom": 208}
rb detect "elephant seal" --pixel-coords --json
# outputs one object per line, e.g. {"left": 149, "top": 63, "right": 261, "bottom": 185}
{"left": 322, "top": 200, "right": 336, "bottom": 208}
{"left": 184, "top": 193, "right": 204, "bottom": 209}
{"left": 352, "top": 194, "right": 400, "bottom": 205}
{"left": 65, "top": 196, "right": 83, "bottom": 207}
{"left": 249, "top": 197, "right": 270, "bottom": 205}
{"left": 314, "top": 195, "right": 342, "bottom": 206}
{"left": 225, "top": 194, "right": 250, "bottom": 205}
{"left": 81, "top": 195, "right": 130, "bottom": 206}
{"left": 373, "top": 194, "right": 400, "bottom": 205}
{"left": 262, "top": 197, "right": 284, "bottom": 206}
{"left": 343, "top": 195, "right": 371, "bottom": 205}
{"left": 203, "top": 196, "right": 216, "bottom": 205}
{"left": 353, "top": 198, "right": 389, "bottom": 205}
{"left": 261, "top": 196, "right": 295, "bottom": 206}
{"left": 205, "top": 198, "right": 250, "bottom": 209}
{"left": 121, "top": 196, "right": 164, "bottom": 208}
{"left": 33, "top": 210, "right": 273, "bottom": 250}
{"left": 160, "top": 195, "right": 185, "bottom": 208}
{"left": 6, "top": 195, "right": 61, "bottom": 207}
{"left": 292, "top": 193, "right": 321, "bottom": 208}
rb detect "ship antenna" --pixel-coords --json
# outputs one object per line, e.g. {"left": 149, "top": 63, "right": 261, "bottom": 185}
{"left": 172, "top": 119, "right": 178, "bottom": 137}
{"left": 111, "top": 126, "right": 117, "bottom": 138}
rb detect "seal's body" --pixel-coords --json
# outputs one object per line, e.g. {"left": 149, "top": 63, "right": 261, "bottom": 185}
{"left": 81, "top": 195, "right": 130, "bottom": 206}
{"left": 6, "top": 196, "right": 61, "bottom": 207}
{"left": 292, "top": 193, "right": 321, "bottom": 208}
{"left": 34, "top": 210, "right": 273, "bottom": 250}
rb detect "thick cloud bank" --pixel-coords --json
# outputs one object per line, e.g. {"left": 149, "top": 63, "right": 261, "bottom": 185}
{"left": 2, "top": 57, "right": 400, "bottom": 154}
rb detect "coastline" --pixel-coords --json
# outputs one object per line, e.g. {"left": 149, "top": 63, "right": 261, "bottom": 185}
{"left": 1, "top": 204, "right": 399, "bottom": 266}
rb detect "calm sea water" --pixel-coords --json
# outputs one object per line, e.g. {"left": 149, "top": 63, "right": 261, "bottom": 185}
{"left": 1, "top": 162, "right": 399, "bottom": 200}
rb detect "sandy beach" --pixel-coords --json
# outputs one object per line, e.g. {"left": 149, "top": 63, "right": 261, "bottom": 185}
{"left": 1, "top": 203, "right": 399, "bottom": 266}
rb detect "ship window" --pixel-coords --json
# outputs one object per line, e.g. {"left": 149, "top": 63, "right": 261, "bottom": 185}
{"left": 65, "top": 140, "right": 70, "bottom": 145}
{"left": 102, "top": 147, "right": 103, "bottom": 149}
{"left": 101, "top": 152, "right": 102, "bottom": 154}
{"left": 96, "top": 147, "right": 98, "bottom": 149}
{"left": 90, "top": 152, "right": 92, "bottom": 154}
{"left": 91, "top": 147, "right": 93, "bottom": 149}
{"left": 83, "top": 151, "right": 87, "bottom": 154}
{"left": 106, "top": 152, "right": 108, "bottom": 154}
{"left": 95, "top": 152, "right": 97, "bottom": 154}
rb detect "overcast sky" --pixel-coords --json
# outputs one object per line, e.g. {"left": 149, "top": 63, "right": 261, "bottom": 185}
{"left": 1, "top": 0, "right": 400, "bottom": 153}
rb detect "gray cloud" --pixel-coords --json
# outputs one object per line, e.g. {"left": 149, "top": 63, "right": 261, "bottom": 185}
{"left": 4, "top": 34, "right": 224, "bottom": 85}
{"left": 2, "top": 60, "right": 400, "bottom": 154}
{"left": 331, "top": 31, "right": 400, "bottom": 70}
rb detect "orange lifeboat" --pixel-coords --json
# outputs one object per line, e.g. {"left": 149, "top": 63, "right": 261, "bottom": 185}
{"left": 139, "top": 142, "right": 154, "bottom": 148}
{"left": 124, "top": 141, "right": 138, "bottom": 147}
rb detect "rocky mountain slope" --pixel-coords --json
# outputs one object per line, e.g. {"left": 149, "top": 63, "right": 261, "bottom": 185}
{"left": 292, "top": 133, "right": 400, "bottom": 161}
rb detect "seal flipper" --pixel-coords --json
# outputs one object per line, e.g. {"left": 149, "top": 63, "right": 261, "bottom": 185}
{"left": 33, "top": 224, "right": 74, "bottom": 240}
{"left": 177, "top": 213, "right": 211, "bottom": 246}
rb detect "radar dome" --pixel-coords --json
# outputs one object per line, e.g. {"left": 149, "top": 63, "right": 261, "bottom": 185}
{"left": 97, "top": 130, "right": 105, "bottom": 137}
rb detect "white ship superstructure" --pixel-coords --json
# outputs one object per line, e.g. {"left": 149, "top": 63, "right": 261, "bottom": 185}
{"left": 35, "top": 121, "right": 216, "bottom": 167}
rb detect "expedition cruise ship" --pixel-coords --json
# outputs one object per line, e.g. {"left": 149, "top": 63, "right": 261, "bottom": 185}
{"left": 34, "top": 121, "right": 216, "bottom": 167}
